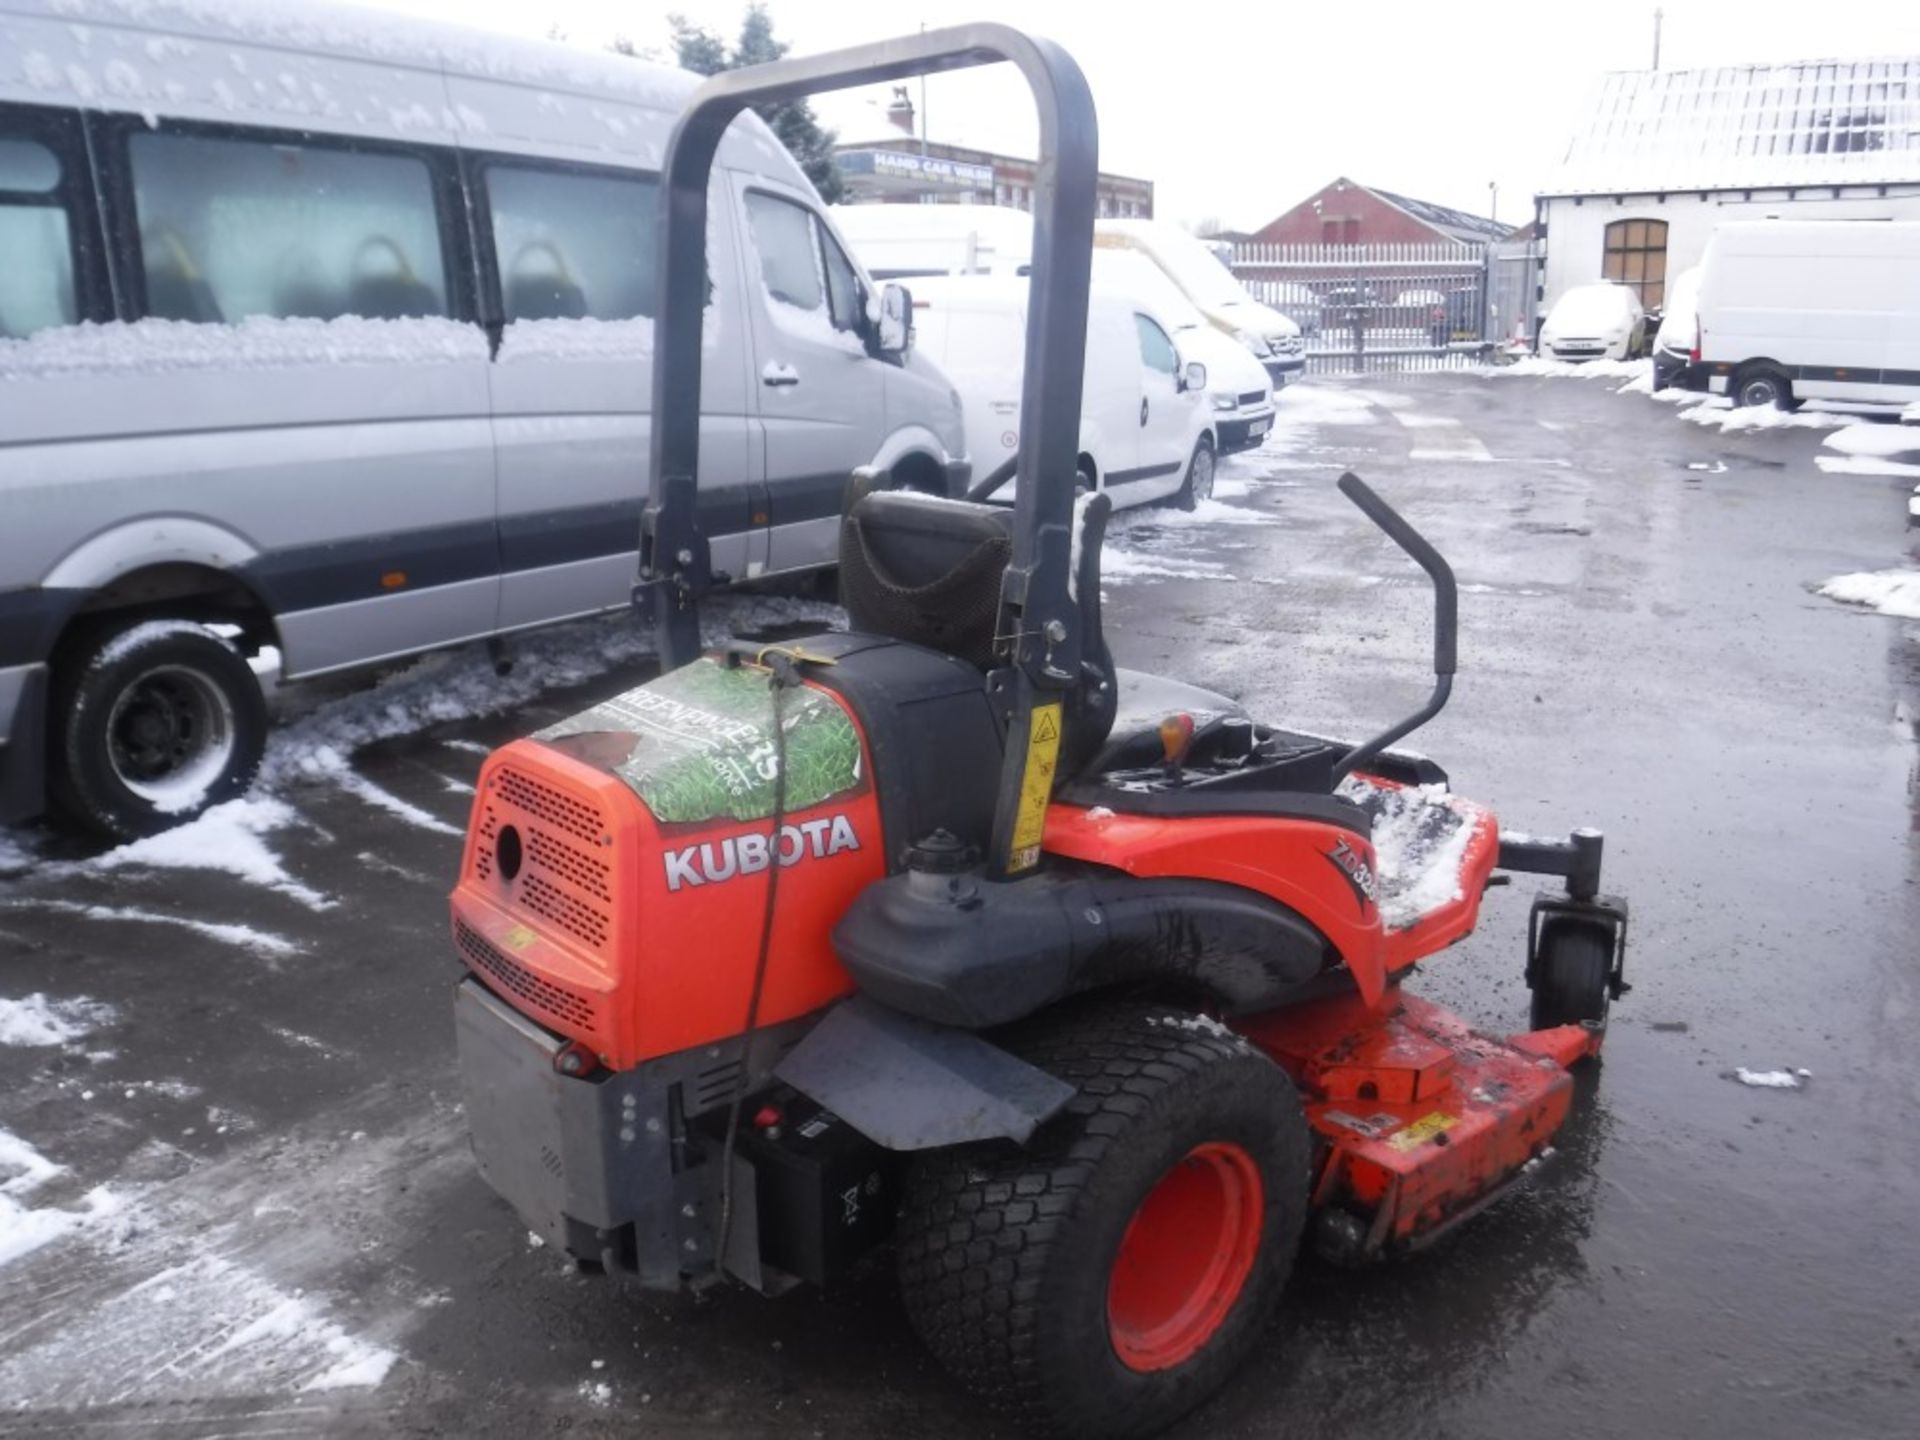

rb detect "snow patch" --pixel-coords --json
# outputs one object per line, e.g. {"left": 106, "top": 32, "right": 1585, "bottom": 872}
{"left": 1731, "top": 1067, "right": 1810, "bottom": 1090}
{"left": 1101, "top": 546, "right": 1235, "bottom": 583}
{"left": 1824, "top": 421, "right": 1920, "bottom": 459}
{"left": 90, "top": 797, "right": 331, "bottom": 910}
{"left": 1817, "top": 570, "right": 1920, "bottom": 620}
{"left": 1112, "top": 497, "right": 1274, "bottom": 531}
{"left": 0, "top": 315, "right": 487, "bottom": 382}
{"left": 1815, "top": 454, "right": 1920, "bottom": 480}
{"left": 1677, "top": 402, "right": 1843, "bottom": 434}
{"left": 1489, "top": 356, "right": 1650, "bottom": 382}
{"left": 1338, "top": 778, "right": 1477, "bottom": 931}
{"left": 1, "top": 899, "right": 300, "bottom": 959}
{"left": 0, "top": 1129, "right": 121, "bottom": 1270}
{"left": 0, "top": 994, "right": 115, "bottom": 1048}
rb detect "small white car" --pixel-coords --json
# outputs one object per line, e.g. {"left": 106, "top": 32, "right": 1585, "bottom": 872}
{"left": 1539, "top": 282, "right": 1646, "bottom": 362}
{"left": 910, "top": 275, "right": 1217, "bottom": 511}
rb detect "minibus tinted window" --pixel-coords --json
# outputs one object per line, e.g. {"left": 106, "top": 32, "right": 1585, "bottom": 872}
{"left": 129, "top": 132, "right": 447, "bottom": 324}
{"left": 0, "top": 138, "right": 75, "bottom": 339}
{"left": 745, "top": 191, "right": 823, "bottom": 312}
{"left": 487, "top": 165, "right": 658, "bottom": 323}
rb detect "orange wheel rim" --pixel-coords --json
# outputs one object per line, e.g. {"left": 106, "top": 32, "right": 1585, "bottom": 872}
{"left": 1107, "top": 1141, "right": 1265, "bottom": 1373}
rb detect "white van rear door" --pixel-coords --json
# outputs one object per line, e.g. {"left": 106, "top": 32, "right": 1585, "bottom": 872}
{"left": 737, "top": 177, "right": 886, "bottom": 573}
{"left": 481, "top": 156, "right": 757, "bottom": 627}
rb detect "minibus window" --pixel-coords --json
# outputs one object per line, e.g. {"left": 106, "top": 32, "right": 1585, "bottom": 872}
{"left": 744, "top": 191, "right": 824, "bottom": 313}
{"left": 0, "top": 136, "right": 76, "bottom": 339}
{"left": 821, "top": 230, "right": 863, "bottom": 335}
{"left": 129, "top": 132, "right": 448, "bottom": 325}
{"left": 485, "top": 164, "right": 659, "bottom": 323}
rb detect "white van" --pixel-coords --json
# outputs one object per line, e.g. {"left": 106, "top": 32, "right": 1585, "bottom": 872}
{"left": 833, "top": 204, "right": 1274, "bottom": 451}
{"left": 0, "top": 0, "right": 967, "bottom": 837}
{"left": 1093, "top": 219, "right": 1306, "bottom": 388}
{"left": 1679, "top": 221, "right": 1920, "bottom": 409}
{"left": 910, "top": 275, "right": 1217, "bottom": 511}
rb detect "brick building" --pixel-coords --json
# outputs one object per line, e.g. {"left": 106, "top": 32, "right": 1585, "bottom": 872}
{"left": 1253, "top": 177, "right": 1506, "bottom": 247}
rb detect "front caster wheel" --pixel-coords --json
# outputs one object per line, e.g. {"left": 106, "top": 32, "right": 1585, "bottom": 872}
{"left": 897, "top": 1004, "right": 1309, "bottom": 1440}
{"left": 1529, "top": 920, "right": 1615, "bottom": 1034}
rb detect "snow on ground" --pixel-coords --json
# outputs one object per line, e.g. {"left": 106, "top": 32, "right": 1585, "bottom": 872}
{"left": 1816, "top": 454, "right": 1920, "bottom": 480}
{"left": 1825, "top": 421, "right": 1920, "bottom": 458}
{"left": 1678, "top": 401, "right": 1845, "bottom": 434}
{"left": 1488, "top": 356, "right": 1650, "bottom": 383}
{"left": 1731, "top": 1067, "right": 1811, "bottom": 1089}
{"left": 0, "top": 1128, "right": 123, "bottom": 1269}
{"left": 1102, "top": 546, "right": 1236, "bottom": 583}
{"left": 0, "top": 993, "right": 115, "bottom": 1048}
{"left": 0, "top": 899, "right": 302, "bottom": 959}
{"left": 1271, "top": 383, "right": 1381, "bottom": 426}
{"left": 87, "top": 796, "right": 331, "bottom": 910}
{"left": 1818, "top": 570, "right": 1920, "bottom": 620}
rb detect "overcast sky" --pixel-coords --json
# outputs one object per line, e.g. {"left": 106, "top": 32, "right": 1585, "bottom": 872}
{"left": 375, "top": 0, "right": 1920, "bottom": 231}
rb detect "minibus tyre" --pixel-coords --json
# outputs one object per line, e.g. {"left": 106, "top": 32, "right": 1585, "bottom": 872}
{"left": 1732, "top": 366, "right": 1794, "bottom": 411}
{"left": 49, "top": 619, "right": 268, "bottom": 841}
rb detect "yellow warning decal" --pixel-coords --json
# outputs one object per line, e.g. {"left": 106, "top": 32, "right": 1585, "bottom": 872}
{"left": 1008, "top": 702, "right": 1064, "bottom": 872}
{"left": 1385, "top": 1111, "right": 1458, "bottom": 1151}
{"left": 502, "top": 924, "right": 539, "bottom": 953}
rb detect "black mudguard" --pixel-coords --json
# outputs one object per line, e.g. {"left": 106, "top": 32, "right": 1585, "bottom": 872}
{"left": 773, "top": 996, "right": 1076, "bottom": 1150}
{"left": 832, "top": 861, "right": 1332, "bottom": 1030}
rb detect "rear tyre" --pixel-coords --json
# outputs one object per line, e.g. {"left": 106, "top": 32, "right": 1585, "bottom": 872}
{"left": 1529, "top": 921, "right": 1614, "bottom": 1034}
{"left": 1172, "top": 436, "right": 1215, "bottom": 512}
{"left": 1732, "top": 366, "right": 1793, "bottom": 410}
{"left": 897, "top": 1003, "right": 1309, "bottom": 1440}
{"left": 48, "top": 618, "right": 267, "bottom": 841}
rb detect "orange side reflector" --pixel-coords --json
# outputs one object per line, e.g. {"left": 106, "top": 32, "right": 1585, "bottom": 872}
{"left": 381, "top": 571, "right": 408, "bottom": 590}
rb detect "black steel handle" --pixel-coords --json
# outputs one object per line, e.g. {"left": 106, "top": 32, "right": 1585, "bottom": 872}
{"left": 1140, "top": 397, "right": 1148, "bottom": 427}
{"left": 1329, "top": 472, "right": 1459, "bottom": 785}
{"left": 1337, "top": 471, "right": 1456, "bottom": 676}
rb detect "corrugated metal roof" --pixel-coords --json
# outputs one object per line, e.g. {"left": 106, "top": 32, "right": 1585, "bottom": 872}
{"left": 1547, "top": 58, "right": 1920, "bottom": 196}
{"left": 1368, "top": 185, "right": 1510, "bottom": 241}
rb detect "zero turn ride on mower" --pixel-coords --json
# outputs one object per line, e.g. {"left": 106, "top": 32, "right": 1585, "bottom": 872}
{"left": 448, "top": 26, "right": 1631, "bottom": 1440}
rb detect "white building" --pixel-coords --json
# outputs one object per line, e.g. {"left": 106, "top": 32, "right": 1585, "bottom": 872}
{"left": 1536, "top": 59, "right": 1920, "bottom": 318}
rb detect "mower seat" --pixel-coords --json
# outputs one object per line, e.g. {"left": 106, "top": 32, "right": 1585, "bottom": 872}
{"left": 839, "top": 488, "right": 1119, "bottom": 777}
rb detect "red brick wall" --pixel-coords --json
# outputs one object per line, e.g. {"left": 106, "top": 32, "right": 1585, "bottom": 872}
{"left": 1253, "top": 181, "right": 1441, "bottom": 246}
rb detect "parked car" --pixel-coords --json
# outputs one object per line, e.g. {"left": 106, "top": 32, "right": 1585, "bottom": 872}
{"left": 1538, "top": 282, "right": 1646, "bottom": 361}
{"left": 909, "top": 275, "right": 1217, "bottom": 512}
{"left": 1393, "top": 287, "right": 1481, "bottom": 346}
{"left": 1650, "top": 266, "right": 1702, "bottom": 392}
{"left": 0, "top": 0, "right": 970, "bottom": 838}
{"left": 1676, "top": 221, "right": 1920, "bottom": 409}
{"left": 832, "top": 204, "right": 1275, "bottom": 454}
{"left": 1093, "top": 219, "right": 1306, "bottom": 388}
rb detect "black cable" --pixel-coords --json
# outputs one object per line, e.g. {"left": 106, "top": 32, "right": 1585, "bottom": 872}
{"left": 715, "top": 655, "right": 793, "bottom": 1270}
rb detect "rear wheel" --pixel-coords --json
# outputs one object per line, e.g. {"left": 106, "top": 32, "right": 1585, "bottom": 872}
{"left": 1733, "top": 366, "right": 1794, "bottom": 410}
{"left": 1172, "top": 436, "right": 1215, "bottom": 512}
{"left": 897, "top": 1003, "right": 1309, "bottom": 1440}
{"left": 1529, "top": 921, "right": 1614, "bottom": 1033}
{"left": 48, "top": 618, "right": 267, "bottom": 840}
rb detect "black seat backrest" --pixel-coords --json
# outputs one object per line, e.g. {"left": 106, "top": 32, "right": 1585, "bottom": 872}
{"left": 838, "top": 487, "right": 1119, "bottom": 776}
{"left": 506, "top": 273, "right": 589, "bottom": 322}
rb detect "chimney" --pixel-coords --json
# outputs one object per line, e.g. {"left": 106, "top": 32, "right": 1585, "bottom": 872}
{"left": 885, "top": 85, "right": 916, "bottom": 138}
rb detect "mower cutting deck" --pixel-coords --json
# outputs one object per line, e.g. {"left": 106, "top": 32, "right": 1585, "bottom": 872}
{"left": 448, "top": 24, "right": 1629, "bottom": 1440}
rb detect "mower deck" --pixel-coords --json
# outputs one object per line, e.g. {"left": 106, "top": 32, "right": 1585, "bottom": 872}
{"left": 1238, "top": 991, "right": 1598, "bottom": 1259}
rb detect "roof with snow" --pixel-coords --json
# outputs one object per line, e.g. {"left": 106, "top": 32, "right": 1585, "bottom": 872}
{"left": 1366, "top": 186, "right": 1510, "bottom": 242}
{"left": 1547, "top": 58, "right": 1920, "bottom": 196}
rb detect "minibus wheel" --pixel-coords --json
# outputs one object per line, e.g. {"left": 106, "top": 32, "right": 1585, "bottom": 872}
{"left": 1732, "top": 366, "right": 1797, "bottom": 411}
{"left": 49, "top": 619, "right": 268, "bottom": 840}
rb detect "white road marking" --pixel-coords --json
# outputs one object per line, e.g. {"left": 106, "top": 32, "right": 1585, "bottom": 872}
{"left": 1394, "top": 410, "right": 1494, "bottom": 462}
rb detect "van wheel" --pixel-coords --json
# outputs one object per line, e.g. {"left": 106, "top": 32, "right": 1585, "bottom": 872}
{"left": 1172, "top": 437, "right": 1215, "bottom": 512}
{"left": 1733, "top": 367, "right": 1794, "bottom": 410}
{"left": 49, "top": 619, "right": 268, "bottom": 841}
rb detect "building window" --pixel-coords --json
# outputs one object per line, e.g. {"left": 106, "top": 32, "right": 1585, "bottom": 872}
{"left": 1601, "top": 218, "right": 1668, "bottom": 310}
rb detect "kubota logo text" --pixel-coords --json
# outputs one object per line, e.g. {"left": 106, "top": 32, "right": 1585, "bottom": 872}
{"left": 664, "top": 815, "right": 861, "bottom": 891}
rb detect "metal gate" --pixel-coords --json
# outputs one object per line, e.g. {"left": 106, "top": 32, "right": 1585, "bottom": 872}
{"left": 1229, "top": 242, "right": 1494, "bottom": 374}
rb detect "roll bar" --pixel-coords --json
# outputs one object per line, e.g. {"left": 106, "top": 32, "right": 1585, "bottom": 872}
{"left": 636, "top": 25, "right": 1099, "bottom": 696}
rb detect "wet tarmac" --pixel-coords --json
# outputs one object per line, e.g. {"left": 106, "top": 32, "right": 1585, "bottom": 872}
{"left": 2, "top": 369, "right": 1916, "bottom": 1438}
